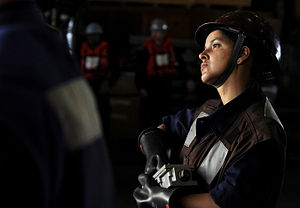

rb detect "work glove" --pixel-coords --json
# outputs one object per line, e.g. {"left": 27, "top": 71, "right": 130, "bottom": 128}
{"left": 138, "top": 127, "right": 169, "bottom": 175}
{"left": 133, "top": 173, "right": 179, "bottom": 208}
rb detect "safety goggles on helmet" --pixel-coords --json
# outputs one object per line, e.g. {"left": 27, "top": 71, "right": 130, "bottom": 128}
{"left": 150, "top": 18, "right": 168, "bottom": 32}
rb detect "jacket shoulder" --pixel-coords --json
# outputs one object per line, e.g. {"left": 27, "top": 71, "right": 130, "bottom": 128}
{"left": 244, "top": 97, "right": 286, "bottom": 145}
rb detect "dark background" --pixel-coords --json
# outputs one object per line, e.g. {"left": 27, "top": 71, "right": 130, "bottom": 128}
{"left": 39, "top": 0, "right": 300, "bottom": 207}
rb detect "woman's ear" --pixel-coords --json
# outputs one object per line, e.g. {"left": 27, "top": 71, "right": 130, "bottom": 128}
{"left": 237, "top": 46, "right": 250, "bottom": 65}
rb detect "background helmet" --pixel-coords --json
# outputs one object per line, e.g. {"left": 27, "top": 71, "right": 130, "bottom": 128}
{"left": 85, "top": 22, "right": 103, "bottom": 35}
{"left": 195, "top": 10, "right": 281, "bottom": 86}
{"left": 150, "top": 18, "right": 168, "bottom": 32}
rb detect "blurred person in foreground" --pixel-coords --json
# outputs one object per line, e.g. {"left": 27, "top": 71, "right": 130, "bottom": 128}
{"left": 133, "top": 10, "right": 286, "bottom": 208}
{"left": 0, "top": 0, "right": 115, "bottom": 208}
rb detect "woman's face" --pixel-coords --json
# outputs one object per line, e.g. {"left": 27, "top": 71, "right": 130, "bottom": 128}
{"left": 199, "top": 30, "right": 234, "bottom": 85}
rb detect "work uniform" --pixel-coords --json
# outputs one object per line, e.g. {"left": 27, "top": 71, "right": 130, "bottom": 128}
{"left": 143, "top": 36, "right": 178, "bottom": 78}
{"left": 162, "top": 83, "right": 286, "bottom": 207}
{"left": 136, "top": 36, "right": 184, "bottom": 127}
{"left": 80, "top": 40, "right": 109, "bottom": 81}
{"left": 0, "top": 1, "right": 114, "bottom": 208}
{"left": 80, "top": 40, "right": 111, "bottom": 138}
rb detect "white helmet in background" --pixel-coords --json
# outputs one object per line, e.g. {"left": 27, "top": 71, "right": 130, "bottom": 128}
{"left": 85, "top": 22, "right": 103, "bottom": 35}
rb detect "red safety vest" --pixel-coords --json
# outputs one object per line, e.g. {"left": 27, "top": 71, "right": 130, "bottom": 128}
{"left": 80, "top": 41, "right": 109, "bottom": 80}
{"left": 143, "top": 37, "right": 178, "bottom": 78}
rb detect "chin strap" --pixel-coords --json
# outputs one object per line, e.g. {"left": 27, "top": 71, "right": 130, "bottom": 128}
{"left": 212, "top": 32, "right": 246, "bottom": 88}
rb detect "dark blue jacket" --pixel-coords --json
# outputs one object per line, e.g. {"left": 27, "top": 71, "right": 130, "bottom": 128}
{"left": 0, "top": 1, "right": 115, "bottom": 208}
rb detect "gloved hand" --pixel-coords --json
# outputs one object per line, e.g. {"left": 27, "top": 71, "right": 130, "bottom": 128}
{"left": 138, "top": 127, "right": 169, "bottom": 175}
{"left": 133, "top": 173, "right": 179, "bottom": 208}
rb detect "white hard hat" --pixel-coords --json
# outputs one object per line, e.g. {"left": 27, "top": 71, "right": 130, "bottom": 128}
{"left": 85, "top": 22, "right": 103, "bottom": 35}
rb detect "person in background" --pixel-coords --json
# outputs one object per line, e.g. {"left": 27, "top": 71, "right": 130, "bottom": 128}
{"left": 135, "top": 18, "right": 186, "bottom": 129}
{"left": 0, "top": 1, "right": 115, "bottom": 207}
{"left": 133, "top": 10, "right": 286, "bottom": 208}
{"left": 80, "top": 21, "right": 112, "bottom": 138}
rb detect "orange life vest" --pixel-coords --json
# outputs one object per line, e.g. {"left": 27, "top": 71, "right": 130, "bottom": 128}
{"left": 143, "top": 37, "right": 178, "bottom": 78}
{"left": 80, "top": 41, "right": 109, "bottom": 80}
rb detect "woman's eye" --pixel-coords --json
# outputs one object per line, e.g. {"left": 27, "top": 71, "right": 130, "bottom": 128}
{"left": 212, "top": 43, "right": 220, "bottom": 49}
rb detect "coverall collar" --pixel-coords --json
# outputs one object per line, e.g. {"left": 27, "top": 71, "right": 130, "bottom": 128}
{"left": 209, "top": 82, "right": 264, "bottom": 137}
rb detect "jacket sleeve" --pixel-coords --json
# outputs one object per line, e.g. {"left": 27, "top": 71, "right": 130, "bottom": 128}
{"left": 46, "top": 77, "right": 115, "bottom": 208}
{"left": 161, "top": 107, "right": 197, "bottom": 139}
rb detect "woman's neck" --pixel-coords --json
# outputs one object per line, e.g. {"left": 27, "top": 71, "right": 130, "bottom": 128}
{"left": 217, "top": 66, "right": 250, "bottom": 105}
{"left": 217, "top": 83, "right": 245, "bottom": 105}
